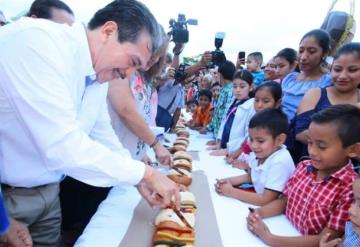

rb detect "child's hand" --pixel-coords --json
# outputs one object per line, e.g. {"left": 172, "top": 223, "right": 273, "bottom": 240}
{"left": 231, "top": 160, "right": 249, "bottom": 170}
{"left": 246, "top": 212, "right": 272, "bottom": 243}
{"left": 198, "top": 128, "right": 207, "bottom": 134}
{"left": 319, "top": 233, "right": 342, "bottom": 247}
{"left": 206, "top": 139, "right": 216, "bottom": 145}
{"left": 210, "top": 149, "right": 227, "bottom": 156}
{"left": 215, "top": 179, "right": 234, "bottom": 196}
{"left": 225, "top": 154, "right": 233, "bottom": 164}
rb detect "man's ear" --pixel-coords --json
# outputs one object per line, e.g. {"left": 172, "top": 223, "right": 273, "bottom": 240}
{"left": 276, "top": 133, "right": 287, "bottom": 146}
{"left": 347, "top": 142, "right": 360, "bottom": 159}
{"left": 100, "top": 21, "right": 118, "bottom": 41}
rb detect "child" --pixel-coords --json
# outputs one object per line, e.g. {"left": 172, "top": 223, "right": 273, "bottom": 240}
{"left": 225, "top": 81, "right": 283, "bottom": 166}
{"left": 274, "top": 48, "right": 298, "bottom": 81}
{"left": 185, "top": 99, "right": 198, "bottom": 114}
{"left": 211, "top": 82, "right": 221, "bottom": 108}
{"left": 204, "top": 60, "right": 235, "bottom": 137}
{"left": 246, "top": 52, "right": 264, "bottom": 87}
{"left": 320, "top": 176, "right": 360, "bottom": 247}
{"left": 208, "top": 70, "right": 254, "bottom": 155}
{"left": 215, "top": 109, "right": 295, "bottom": 206}
{"left": 190, "top": 89, "right": 212, "bottom": 130}
{"left": 247, "top": 104, "right": 360, "bottom": 247}
{"left": 184, "top": 99, "right": 198, "bottom": 126}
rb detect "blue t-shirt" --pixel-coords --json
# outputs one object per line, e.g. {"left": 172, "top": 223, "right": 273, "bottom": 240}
{"left": 0, "top": 194, "right": 9, "bottom": 235}
{"left": 251, "top": 71, "right": 265, "bottom": 88}
{"left": 281, "top": 72, "right": 332, "bottom": 122}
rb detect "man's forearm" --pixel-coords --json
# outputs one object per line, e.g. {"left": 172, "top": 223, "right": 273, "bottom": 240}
{"left": 171, "top": 108, "right": 181, "bottom": 129}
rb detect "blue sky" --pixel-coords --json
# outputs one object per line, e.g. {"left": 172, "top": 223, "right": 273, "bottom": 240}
{"left": 1, "top": 0, "right": 359, "bottom": 64}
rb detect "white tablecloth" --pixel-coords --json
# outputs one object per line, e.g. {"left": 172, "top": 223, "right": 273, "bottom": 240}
{"left": 75, "top": 130, "right": 300, "bottom": 247}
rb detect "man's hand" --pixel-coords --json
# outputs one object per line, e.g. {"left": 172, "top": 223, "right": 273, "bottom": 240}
{"left": 173, "top": 43, "right": 185, "bottom": 55}
{"left": 153, "top": 143, "right": 173, "bottom": 166}
{"left": 0, "top": 218, "right": 33, "bottom": 247}
{"left": 140, "top": 166, "right": 180, "bottom": 209}
{"left": 165, "top": 67, "right": 175, "bottom": 80}
{"left": 199, "top": 51, "right": 212, "bottom": 67}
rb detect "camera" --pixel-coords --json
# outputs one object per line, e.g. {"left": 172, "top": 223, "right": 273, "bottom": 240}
{"left": 209, "top": 32, "right": 226, "bottom": 68}
{"left": 174, "top": 64, "right": 187, "bottom": 83}
{"left": 168, "top": 14, "right": 198, "bottom": 43}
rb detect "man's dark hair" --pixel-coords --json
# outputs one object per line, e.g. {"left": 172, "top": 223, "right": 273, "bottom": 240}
{"left": 186, "top": 99, "right": 198, "bottom": 106}
{"left": 311, "top": 104, "right": 360, "bottom": 147}
{"left": 27, "top": 0, "right": 74, "bottom": 18}
{"left": 249, "top": 108, "right": 288, "bottom": 138}
{"left": 218, "top": 60, "right": 235, "bottom": 81}
{"left": 88, "top": 0, "right": 160, "bottom": 52}
{"left": 198, "top": 89, "right": 212, "bottom": 101}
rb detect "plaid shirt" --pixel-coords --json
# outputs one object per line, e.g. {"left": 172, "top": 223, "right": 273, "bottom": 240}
{"left": 206, "top": 82, "right": 234, "bottom": 137}
{"left": 284, "top": 160, "right": 357, "bottom": 235}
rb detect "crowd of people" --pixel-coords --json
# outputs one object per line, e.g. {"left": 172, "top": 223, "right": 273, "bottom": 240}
{"left": 0, "top": 0, "right": 360, "bottom": 247}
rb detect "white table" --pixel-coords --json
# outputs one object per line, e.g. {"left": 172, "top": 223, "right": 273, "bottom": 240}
{"left": 75, "top": 130, "right": 300, "bottom": 247}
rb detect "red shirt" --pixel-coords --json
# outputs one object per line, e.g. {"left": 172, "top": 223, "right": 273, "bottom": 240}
{"left": 284, "top": 160, "right": 357, "bottom": 235}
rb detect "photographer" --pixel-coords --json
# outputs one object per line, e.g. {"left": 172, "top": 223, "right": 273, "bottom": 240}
{"left": 156, "top": 50, "right": 212, "bottom": 131}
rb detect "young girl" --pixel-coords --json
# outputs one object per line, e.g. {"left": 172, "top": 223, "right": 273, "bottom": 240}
{"left": 274, "top": 48, "right": 298, "bottom": 81}
{"left": 320, "top": 176, "right": 360, "bottom": 247}
{"left": 225, "top": 81, "right": 283, "bottom": 166}
{"left": 293, "top": 42, "right": 360, "bottom": 161}
{"left": 208, "top": 70, "right": 254, "bottom": 156}
{"left": 215, "top": 109, "right": 295, "bottom": 206}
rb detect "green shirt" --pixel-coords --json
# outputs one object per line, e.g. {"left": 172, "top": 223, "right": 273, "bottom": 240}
{"left": 207, "top": 81, "right": 234, "bottom": 137}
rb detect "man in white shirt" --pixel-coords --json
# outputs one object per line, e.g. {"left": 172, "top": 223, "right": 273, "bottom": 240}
{"left": 0, "top": 0, "right": 180, "bottom": 246}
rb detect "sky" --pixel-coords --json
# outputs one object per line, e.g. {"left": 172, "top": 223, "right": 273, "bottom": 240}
{"left": 1, "top": 0, "right": 359, "bottom": 64}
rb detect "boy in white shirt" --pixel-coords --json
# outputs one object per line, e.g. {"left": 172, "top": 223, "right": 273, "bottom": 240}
{"left": 215, "top": 109, "right": 295, "bottom": 206}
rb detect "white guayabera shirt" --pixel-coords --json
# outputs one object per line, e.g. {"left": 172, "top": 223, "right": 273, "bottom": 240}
{"left": 0, "top": 18, "right": 145, "bottom": 188}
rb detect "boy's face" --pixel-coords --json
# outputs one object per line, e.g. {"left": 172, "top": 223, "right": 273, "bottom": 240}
{"left": 248, "top": 127, "right": 284, "bottom": 163}
{"left": 307, "top": 122, "right": 352, "bottom": 175}
{"left": 198, "top": 95, "right": 210, "bottom": 109}
{"left": 189, "top": 103, "right": 197, "bottom": 114}
{"left": 349, "top": 179, "right": 360, "bottom": 235}
{"left": 211, "top": 86, "right": 220, "bottom": 99}
{"left": 246, "top": 57, "right": 260, "bottom": 72}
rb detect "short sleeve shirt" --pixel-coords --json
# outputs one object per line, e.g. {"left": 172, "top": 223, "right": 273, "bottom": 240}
{"left": 206, "top": 82, "right": 234, "bottom": 137}
{"left": 248, "top": 145, "right": 295, "bottom": 194}
{"left": 281, "top": 72, "right": 332, "bottom": 122}
{"left": 284, "top": 160, "right": 357, "bottom": 235}
{"left": 157, "top": 79, "right": 184, "bottom": 114}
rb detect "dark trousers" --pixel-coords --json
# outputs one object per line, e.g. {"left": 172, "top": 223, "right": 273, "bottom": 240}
{"left": 59, "top": 177, "right": 111, "bottom": 243}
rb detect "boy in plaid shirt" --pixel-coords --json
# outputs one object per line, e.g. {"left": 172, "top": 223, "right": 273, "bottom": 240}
{"left": 246, "top": 105, "right": 360, "bottom": 246}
